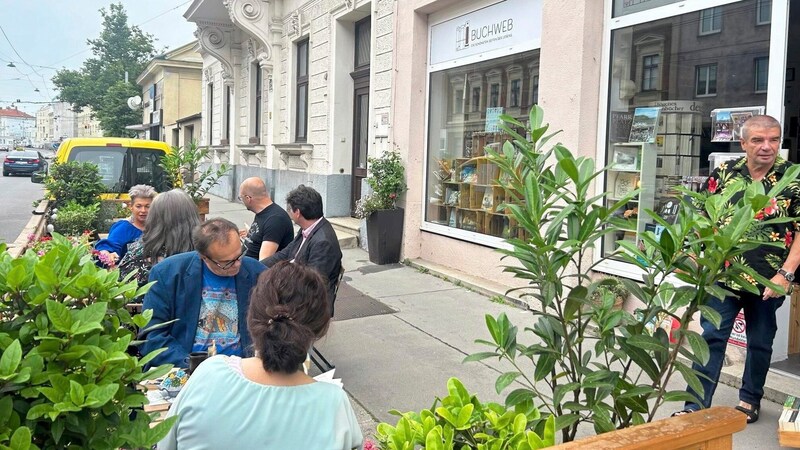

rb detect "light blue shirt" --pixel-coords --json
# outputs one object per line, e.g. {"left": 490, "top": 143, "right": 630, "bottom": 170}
{"left": 157, "top": 356, "right": 363, "bottom": 450}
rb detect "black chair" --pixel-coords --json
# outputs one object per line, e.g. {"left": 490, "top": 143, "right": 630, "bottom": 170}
{"left": 309, "top": 264, "right": 345, "bottom": 372}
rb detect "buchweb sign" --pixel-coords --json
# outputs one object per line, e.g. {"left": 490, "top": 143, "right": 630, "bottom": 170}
{"left": 430, "top": 0, "right": 541, "bottom": 67}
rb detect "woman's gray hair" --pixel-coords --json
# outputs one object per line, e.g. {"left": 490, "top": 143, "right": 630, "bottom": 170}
{"left": 129, "top": 184, "right": 157, "bottom": 202}
{"left": 142, "top": 189, "right": 201, "bottom": 263}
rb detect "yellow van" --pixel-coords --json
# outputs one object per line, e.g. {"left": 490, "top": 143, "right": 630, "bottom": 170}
{"left": 34, "top": 137, "right": 172, "bottom": 199}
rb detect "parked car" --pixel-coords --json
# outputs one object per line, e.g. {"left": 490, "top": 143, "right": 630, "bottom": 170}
{"left": 31, "top": 137, "right": 172, "bottom": 198}
{"left": 3, "top": 150, "right": 48, "bottom": 176}
{"left": 0, "top": 144, "right": 10, "bottom": 151}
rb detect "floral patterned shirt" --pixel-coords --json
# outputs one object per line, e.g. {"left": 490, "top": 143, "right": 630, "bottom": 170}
{"left": 702, "top": 156, "right": 800, "bottom": 288}
{"left": 117, "top": 238, "right": 165, "bottom": 287}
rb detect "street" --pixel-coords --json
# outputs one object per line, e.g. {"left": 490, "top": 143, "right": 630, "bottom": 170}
{"left": 0, "top": 149, "right": 49, "bottom": 245}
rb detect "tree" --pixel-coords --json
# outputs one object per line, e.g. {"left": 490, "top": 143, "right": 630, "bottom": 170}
{"left": 52, "top": 3, "right": 158, "bottom": 137}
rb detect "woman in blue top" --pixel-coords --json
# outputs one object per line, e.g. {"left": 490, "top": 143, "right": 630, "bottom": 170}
{"left": 94, "top": 184, "right": 156, "bottom": 267}
{"left": 158, "top": 261, "right": 363, "bottom": 450}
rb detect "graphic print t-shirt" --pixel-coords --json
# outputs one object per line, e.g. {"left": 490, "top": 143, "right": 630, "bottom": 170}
{"left": 192, "top": 267, "right": 241, "bottom": 356}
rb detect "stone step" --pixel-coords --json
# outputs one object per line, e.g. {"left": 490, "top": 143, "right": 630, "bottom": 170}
{"left": 328, "top": 216, "right": 360, "bottom": 249}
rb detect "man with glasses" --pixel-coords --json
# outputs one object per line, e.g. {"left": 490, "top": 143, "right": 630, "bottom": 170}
{"left": 140, "top": 218, "right": 266, "bottom": 368}
{"left": 237, "top": 177, "right": 294, "bottom": 260}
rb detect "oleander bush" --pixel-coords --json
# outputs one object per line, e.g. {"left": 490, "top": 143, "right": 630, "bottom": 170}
{"left": 0, "top": 235, "right": 175, "bottom": 449}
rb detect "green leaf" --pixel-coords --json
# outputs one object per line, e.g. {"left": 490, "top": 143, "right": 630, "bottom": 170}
{"left": 77, "top": 302, "right": 108, "bottom": 325}
{"left": 505, "top": 388, "right": 536, "bottom": 407}
{"left": 0, "top": 340, "right": 22, "bottom": 376}
{"left": 425, "top": 427, "right": 444, "bottom": 450}
{"left": 6, "top": 265, "right": 26, "bottom": 290}
{"left": 34, "top": 263, "right": 59, "bottom": 286}
{"left": 683, "top": 330, "right": 710, "bottom": 366}
{"left": 463, "top": 352, "right": 499, "bottom": 363}
{"left": 626, "top": 334, "right": 668, "bottom": 353}
{"left": 86, "top": 384, "right": 119, "bottom": 408}
{"left": 46, "top": 299, "right": 72, "bottom": 333}
{"left": 495, "top": 372, "right": 521, "bottom": 394}
{"left": 9, "top": 426, "right": 31, "bottom": 450}
{"left": 69, "top": 380, "right": 85, "bottom": 406}
{"left": 698, "top": 305, "right": 722, "bottom": 330}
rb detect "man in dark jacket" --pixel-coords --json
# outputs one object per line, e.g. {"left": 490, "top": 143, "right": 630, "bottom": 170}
{"left": 141, "top": 218, "right": 265, "bottom": 368}
{"left": 262, "top": 185, "right": 342, "bottom": 312}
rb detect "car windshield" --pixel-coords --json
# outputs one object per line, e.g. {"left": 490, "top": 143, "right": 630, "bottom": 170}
{"left": 67, "top": 146, "right": 168, "bottom": 193}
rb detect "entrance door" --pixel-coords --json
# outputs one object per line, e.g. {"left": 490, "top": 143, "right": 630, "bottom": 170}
{"left": 350, "top": 16, "right": 371, "bottom": 215}
{"left": 351, "top": 79, "right": 369, "bottom": 214}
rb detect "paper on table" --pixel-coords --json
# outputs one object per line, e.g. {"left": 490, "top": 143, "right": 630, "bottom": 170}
{"left": 313, "top": 369, "right": 343, "bottom": 388}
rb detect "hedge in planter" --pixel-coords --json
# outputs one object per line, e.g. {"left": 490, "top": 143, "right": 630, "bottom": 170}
{"left": 0, "top": 234, "right": 175, "bottom": 449}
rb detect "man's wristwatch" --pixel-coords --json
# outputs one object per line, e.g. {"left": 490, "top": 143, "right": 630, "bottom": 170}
{"left": 778, "top": 268, "right": 795, "bottom": 282}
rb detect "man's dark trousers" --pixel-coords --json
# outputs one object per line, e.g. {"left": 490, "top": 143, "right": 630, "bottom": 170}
{"left": 686, "top": 289, "right": 784, "bottom": 410}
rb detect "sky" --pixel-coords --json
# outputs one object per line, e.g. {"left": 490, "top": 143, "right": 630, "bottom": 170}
{"left": 0, "top": 1, "right": 198, "bottom": 115}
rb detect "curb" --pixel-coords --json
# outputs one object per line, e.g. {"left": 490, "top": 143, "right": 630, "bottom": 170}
{"left": 7, "top": 200, "right": 49, "bottom": 259}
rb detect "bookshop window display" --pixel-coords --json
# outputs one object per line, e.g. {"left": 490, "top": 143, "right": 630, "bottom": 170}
{"left": 425, "top": 50, "right": 539, "bottom": 240}
{"left": 602, "top": 0, "right": 771, "bottom": 261}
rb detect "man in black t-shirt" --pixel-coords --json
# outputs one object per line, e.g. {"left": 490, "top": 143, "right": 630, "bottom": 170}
{"left": 238, "top": 177, "right": 294, "bottom": 259}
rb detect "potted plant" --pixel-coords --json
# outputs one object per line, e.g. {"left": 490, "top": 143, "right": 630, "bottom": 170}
{"left": 355, "top": 150, "right": 407, "bottom": 265}
{"left": 0, "top": 235, "right": 175, "bottom": 448}
{"left": 160, "top": 140, "right": 231, "bottom": 218}
{"left": 590, "top": 276, "right": 629, "bottom": 310}
{"left": 464, "top": 105, "right": 786, "bottom": 442}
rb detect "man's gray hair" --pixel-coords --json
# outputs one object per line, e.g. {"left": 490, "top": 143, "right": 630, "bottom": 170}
{"left": 129, "top": 184, "right": 157, "bottom": 202}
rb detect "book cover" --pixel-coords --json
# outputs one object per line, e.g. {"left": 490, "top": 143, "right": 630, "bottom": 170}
{"left": 628, "top": 107, "right": 661, "bottom": 143}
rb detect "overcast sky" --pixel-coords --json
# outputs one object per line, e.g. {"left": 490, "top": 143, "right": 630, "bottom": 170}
{"left": 0, "top": 1, "right": 197, "bottom": 115}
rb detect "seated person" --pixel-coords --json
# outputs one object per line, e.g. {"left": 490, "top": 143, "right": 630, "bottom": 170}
{"left": 157, "top": 261, "right": 363, "bottom": 450}
{"left": 140, "top": 218, "right": 265, "bottom": 368}
{"left": 262, "top": 185, "right": 342, "bottom": 311}
{"left": 94, "top": 184, "right": 156, "bottom": 266}
{"left": 118, "top": 189, "right": 201, "bottom": 287}
{"left": 238, "top": 177, "right": 294, "bottom": 259}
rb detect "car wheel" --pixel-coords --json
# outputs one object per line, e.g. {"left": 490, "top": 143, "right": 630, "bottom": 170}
{"left": 2, "top": 171, "right": 8, "bottom": 176}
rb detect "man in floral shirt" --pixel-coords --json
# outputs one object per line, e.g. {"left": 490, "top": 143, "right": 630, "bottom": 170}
{"left": 675, "top": 115, "right": 800, "bottom": 424}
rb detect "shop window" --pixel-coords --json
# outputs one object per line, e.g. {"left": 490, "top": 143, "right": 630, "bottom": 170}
{"left": 295, "top": 38, "right": 309, "bottom": 143}
{"left": 696, "top": 64, "right": 718, "bottom": 97}
{"left": 425, "top": 50, "right": 539, "bottom": 240}
{"left": 454, "top": 89, "right": 464, "bottom": 114}
{"left": 699, "top": 7, "right": 722, "bottom": 35}
{"left": 755, "top": 57, "right": 769, "bottom": 93}
{"left": 756, "top": 0, "right": 771, "bottom": 25}
{"left": 641, "top": 54, "right": 660, "bottom": 91}
{"left": 603, "top": 2, "right": 770, "bottom": 262}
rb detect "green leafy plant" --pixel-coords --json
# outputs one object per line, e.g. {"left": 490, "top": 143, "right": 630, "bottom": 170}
{"left": 590, "top": 277, "right": 629, "bottom": 309}
{"left": 0, "top": 235, "right": 175, "bottom": 449}
{"left": 355, "top": 150, "right": 407, "bottom": 219}
{"left": 43, "top": 161, "right": 105, "bottom": 208}
{"left": 466, "top": 105, "right": 793, "bottom": 442}
{"left": 53, "top": 201, "right": 100, "bottom": 236}
{"left": 160, "top": 140, "right": 230, "bottom": 202}
{"left": 375, "top": 377, "right": 555, "bottom": 450}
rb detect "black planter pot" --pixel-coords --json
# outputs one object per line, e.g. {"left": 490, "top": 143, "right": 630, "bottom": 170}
{"left": 366, "top": 208, "right": 404, "bottom": 265}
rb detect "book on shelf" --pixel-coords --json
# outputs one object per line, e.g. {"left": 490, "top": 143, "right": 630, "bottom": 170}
{"left": 779, "top": 394, "right": 800, "bottom": 432}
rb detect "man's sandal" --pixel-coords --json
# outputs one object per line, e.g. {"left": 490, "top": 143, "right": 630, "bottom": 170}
{"left": 734, "top": 404, "right": 759, "bottom": 424}
{"left": 671, "top": 407, "right": 699, "bottom": 417}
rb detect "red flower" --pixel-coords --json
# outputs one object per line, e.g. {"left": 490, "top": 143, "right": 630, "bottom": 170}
{"left": 754, "top": 211, "right": 765, "bottom": 220}
{"left": 707, "top": 177, "right": 718, "bottom": 193}
{"left": 786, "top": 232, "right": 794, "bottom": 248}
{"left": 764, "top": 197, "right": 778, "bottom": 216}
{"left": 725, "top": 260, "right": 731, "bottom": 268}
{"left": 389, "top": 193, "right": 397, "bottom": 199}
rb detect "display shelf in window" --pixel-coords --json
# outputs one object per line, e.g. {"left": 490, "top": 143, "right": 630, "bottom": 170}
{"left": 603, "top": 142, "right": 657, "bottom": 260}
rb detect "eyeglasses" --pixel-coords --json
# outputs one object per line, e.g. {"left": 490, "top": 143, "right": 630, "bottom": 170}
{"left": 203, "top": 246, "right": 246, "bottom": 270}
{"left": 237, "top": 194, "right": 251, "bottom": 202}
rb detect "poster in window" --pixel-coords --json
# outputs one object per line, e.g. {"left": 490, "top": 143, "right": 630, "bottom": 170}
{"left": 612, "top": 146, "right": 640, "bottom": 171}
{"left": 710, "top": 106, "right": 764, "bottom": 142}
{"left": 609, "top": 111, "right": 633, "bottom": 143}
{"left": 614, "top": 173, "right": 639, "bottom": 199}
{"left": 485, "top": 107, "right": 504, "bottom": 133}
{"left": 628, "top": 107, "right": 661, "bottom": 143}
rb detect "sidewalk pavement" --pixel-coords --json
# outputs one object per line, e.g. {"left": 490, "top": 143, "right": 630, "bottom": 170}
{"left": 207, "top": 194, "right": 793, "bottom": 449}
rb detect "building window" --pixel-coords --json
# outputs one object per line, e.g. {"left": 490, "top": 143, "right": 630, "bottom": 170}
{"left": 207, "top": 82, "right": 213, "bottom": 145}
{"left": 695, "top": 64, "right": 717, "bottom": 97}
{"left": 425, "top": 50, "right": 539, "bottom": 240}
{"left": 471, "top": 87, "right": 481, "bottom": 112}
{"left": 756, "top": 0, "right": 771, "bottom": 25}
{"left": 754, "top": 57, "right": 769, "bottom": 93}
{"left": 184, "top": 125, "right": 194, "bottom": 145}
{"left": 355, "top": 17, "right": 371, "bottom": 70}
{"left": 224, "top": 85, "right": 231, "bottom": 142}
{"left": 532, "top": 75, "right": 539, "bottom": 104}
{"left": 603, "top": 3, "right": 770, "bottom": 264}
{"left": 295, "top": 38, "right": 309, "bottom": 142}
{"left": 509, "top": 79, "right": 520, "bottom": 107}
{"left": 489, "top": 83, "right": 500, "bottom": 107}
{"left": 641, "top": 54, "right": 660, "bottom": 91}
{"left": 454, "top": 89, "right": 464, "bottom": 114}
{"left": 699, "top": 7, "right": 722, "bottom": 35}
{"left": 253, "top": 63, "right": 262, "bottom": 140}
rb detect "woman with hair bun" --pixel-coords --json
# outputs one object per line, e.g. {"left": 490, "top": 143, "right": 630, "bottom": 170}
{"left": 157, "top": 261, "right": 363, "bottom": 450}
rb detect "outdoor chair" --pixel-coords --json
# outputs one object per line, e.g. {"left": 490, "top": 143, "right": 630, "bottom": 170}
{"left": 309, "top": 264, "right": 345, "bottom": 373}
